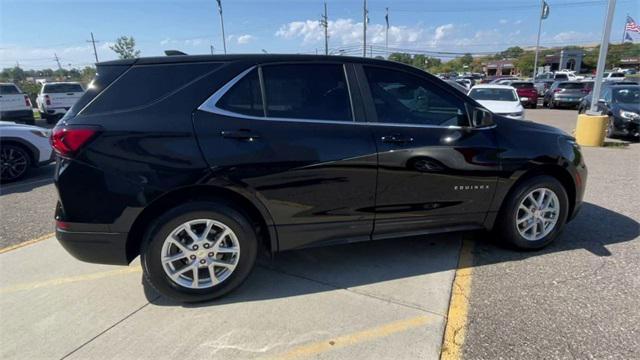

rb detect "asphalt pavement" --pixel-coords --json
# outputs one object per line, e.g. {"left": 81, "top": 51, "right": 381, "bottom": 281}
{"left": 463, "top": 109, "right": 640, "bottom": 359}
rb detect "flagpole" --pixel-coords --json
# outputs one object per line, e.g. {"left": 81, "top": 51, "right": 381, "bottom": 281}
{"left": 532, "top": 0, "right": 545, "bottom": 78}
{"left": 621, "top": 13, "right": 627, "bottom": 43}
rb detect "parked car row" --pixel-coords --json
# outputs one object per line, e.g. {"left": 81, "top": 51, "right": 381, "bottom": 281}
{"left": 0, "top": 81, "right": 85, "bottom": 125}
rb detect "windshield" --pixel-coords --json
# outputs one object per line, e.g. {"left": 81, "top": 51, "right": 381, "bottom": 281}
{"left": 43, "top": 84, "right": 83, "bottom": 93}
{"left": 0, "top": 84, "right": 21, "bottom": 94}
{"left": 613, "top": 87, "right": 640, "bottom": 103}
{"left": 469, "top": 88, "right": 518, "bottom": 101}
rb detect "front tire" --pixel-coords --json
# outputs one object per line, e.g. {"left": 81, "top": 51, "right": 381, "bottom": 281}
{"left": 495, "top": 176, "right": 568, "bottom": 250}
{"left": 141, "top": 201, "right": 258, "bottom": 302}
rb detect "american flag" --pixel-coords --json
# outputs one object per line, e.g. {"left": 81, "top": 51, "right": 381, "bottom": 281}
{"left": 626, "top": 16, "right": 640, "bottom": 33}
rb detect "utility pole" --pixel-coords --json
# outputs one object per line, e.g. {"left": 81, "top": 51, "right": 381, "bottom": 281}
{"left": 363, "top": 0, "right": 367, "bottom": 57}
{"left": 54, "top": 53, "right": 62, "bottom": 70}
{"left": 320, "top": 2, "right": 329, "bottom": 55}
{"left": 216, "top": 0, "right": 227, "bottom": 54}
{"left": 385, "top": 7, "right": 389, "bottom": 54}
{"left": 87, "top": 32, "right": 100, "bottom": 63}
{"left": 210, "top": 45, "right": 214, "bottom": 55}
{"left": 589, "top": 0, "right": 617, "bottom": 114}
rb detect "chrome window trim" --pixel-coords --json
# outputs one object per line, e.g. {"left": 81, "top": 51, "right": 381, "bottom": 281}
{"left": 197, "top": 65, "right": 495, "bottom": 131}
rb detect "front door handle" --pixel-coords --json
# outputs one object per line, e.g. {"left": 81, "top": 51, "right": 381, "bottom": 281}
{"left": 381, "top": 135, "right": 414, "bottom": 144}
{"left": 221, "top": 129, "right": 261, "bottom": 141}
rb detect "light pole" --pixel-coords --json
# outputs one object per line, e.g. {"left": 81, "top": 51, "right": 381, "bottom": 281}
{"left": 588, "top": 0, "right": 617, "bottom": 115}
{"left": 216, "top": 0, "right": 227, "bottom": 54}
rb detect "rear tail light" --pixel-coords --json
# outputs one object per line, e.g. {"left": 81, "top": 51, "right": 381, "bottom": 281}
{"left": 45, "top": 95, "right": 51, "bottom": 105}
{"left": 553, "top": 89, "right": 563, "bottom": 93}
{"left": 24, "top": 95, "right": 32, "bottom": 107}
{"left": 50, "top": 126, "right": 101, "bottom": 158}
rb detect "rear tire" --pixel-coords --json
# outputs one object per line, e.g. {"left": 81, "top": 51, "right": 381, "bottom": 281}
{"left": 0, "top": 144, "right": 31, "bottom": 182}
{"left": 141, "top": 201, "right": 258, "bottom": 302}
{"left": 495, "top": 175, "right": 568, "bottom": 250}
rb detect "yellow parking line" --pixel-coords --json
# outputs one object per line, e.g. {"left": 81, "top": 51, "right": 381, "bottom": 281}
{"left": 440, "top": 238, "right": 474, "bottom": 360}
{"left": 0, "top": 266, "right": 142, "bottom": 294}
{"left": 270, "top": 315, "right": 433, "bottom": 360}
{"left": 0, "top": 232, "right": 55, "bottom": 254}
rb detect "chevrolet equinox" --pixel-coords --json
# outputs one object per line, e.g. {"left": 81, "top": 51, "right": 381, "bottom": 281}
{"left": 53, "top": 55, "right": 587, "bottom": 302}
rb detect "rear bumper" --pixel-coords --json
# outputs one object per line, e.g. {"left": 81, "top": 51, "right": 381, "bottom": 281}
{"left": 56, "top": 228, "right": 130, "bottom": 265}
{"left": 0, "top": 109, "right": 34, "bottom": 121}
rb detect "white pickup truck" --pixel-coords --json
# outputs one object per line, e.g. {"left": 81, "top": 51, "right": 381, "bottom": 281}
{"left": 36, "top": 82, "right": 84, "bottom": 124}
{"left": 0, "top": 83, "right": 35, "bottom": 125}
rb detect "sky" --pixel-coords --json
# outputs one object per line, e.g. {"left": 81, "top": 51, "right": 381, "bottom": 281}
{"left": 1, "top": 0, "right": 638, "bottom": 69}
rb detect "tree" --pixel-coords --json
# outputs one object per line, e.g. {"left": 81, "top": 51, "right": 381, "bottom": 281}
{"left": 460, "top": 53, "right": 473, "bottom": 66}
{"left": 388, "top": 52, "right": 413, "bottom": 65}
{"left": 110, "top": 36, "right": 140, "bottom": 59}
{"left": 81, "top": 66, "right": 97, "bottom": 84}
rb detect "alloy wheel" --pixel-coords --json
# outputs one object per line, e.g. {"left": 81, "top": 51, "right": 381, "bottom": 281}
{"left": 515, "top": 187, "right": 560, "bottom": 241}
{"left": 161, "top": 219, "right": 240, "bottom": 289}
{"left": 0, "top": 146, "right": 29, "bottom": 181}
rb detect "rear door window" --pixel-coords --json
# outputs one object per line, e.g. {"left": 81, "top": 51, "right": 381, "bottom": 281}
{"left": 0, "top": 84, "right": 21, "bottom": 95}
{"left": 261, "top": 64, "right": 353, "bottom": 121}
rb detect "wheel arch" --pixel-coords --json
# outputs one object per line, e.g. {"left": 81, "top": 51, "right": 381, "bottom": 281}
{"left": 490, "top": 164, "right": 577, "bottom": 228}
{"left": 126, "top": 184, "right": 276, "bottom": 263}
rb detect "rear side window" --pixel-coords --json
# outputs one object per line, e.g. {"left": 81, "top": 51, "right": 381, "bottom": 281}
{"left": 217, "top": 68, "right": 263, "bottom": 117}
{"left": 555, "top": 74, "right": 568, "bottom": 80}
{"left": 364, "top": 66, "right": 468, "bottom": 127}
{"left": 610, "top": 73, "right": 625, "bottom": 78}
{"left": 0, "top": 84, "right": 20, "bottom": 95}
{"left": 261, "top": 64, "right": 352, "bottom": 121}
{"left": 43, "top": 84, "right": 83, "bottom": 93}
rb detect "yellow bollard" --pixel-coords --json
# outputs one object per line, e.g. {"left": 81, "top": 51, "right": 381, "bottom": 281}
{"left": 575, "top": 114, "right": 608, "bottom": 147}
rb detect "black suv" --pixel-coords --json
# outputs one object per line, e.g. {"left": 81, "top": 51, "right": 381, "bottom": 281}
{"left": 53, "top": 55, "right": 587, "bottom": 302}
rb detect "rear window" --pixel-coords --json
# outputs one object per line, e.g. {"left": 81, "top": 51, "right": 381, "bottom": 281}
{"left": 0, "top": 84, "right": 21, "bottom": 95}
{"left": 261, "top": 64, "right": 352, "bottom": 121}
{"left": 43, "top": 84, "right": 83, "bottom": 93}
{"left": 558, "top": 82, "right": 586, "bottom": 89}
{"left": 469, "top": 88, "right": 518, "bottom": 102}
{"left": 510, "top": 82, "right": 534, "bottom": 89}
{"left": 554, "top": 74, "right": 569, "bottom": 80}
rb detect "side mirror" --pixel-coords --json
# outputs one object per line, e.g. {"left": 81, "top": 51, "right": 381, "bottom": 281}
{"left": 469, "top": 106, "right": 494, "bottom": 127}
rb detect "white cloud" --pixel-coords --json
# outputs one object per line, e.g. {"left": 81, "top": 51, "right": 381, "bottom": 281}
{"left": 275, "top": 18, "right": 424, "bottom": 47}
{"left": 237, "top": 34, "right": 255, "bottom": 44}
{"left": 159, "top": 38, "right": 207, "bottom": 47}
{"left": 551, "top": 31, "right": 596, "bottom": 43}
{"left": 499, "top": 19, "right": 508, "bottom": 24}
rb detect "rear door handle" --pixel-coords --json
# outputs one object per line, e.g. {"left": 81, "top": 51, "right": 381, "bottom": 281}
{"left": 221, "top": 129, "right": 261, "bottom": 141}
{"left": 381, "top": 135, "right": 414, "bottom": 144}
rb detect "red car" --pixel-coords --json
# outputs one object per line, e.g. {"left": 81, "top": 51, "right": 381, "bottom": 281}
{"left": 509, "top": 81, "right": 538, "bottom": 108}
